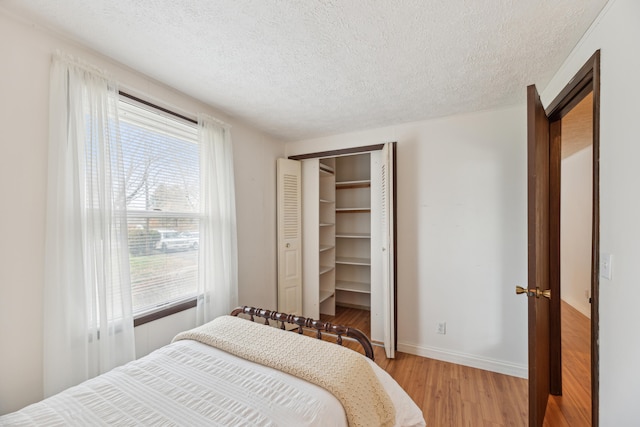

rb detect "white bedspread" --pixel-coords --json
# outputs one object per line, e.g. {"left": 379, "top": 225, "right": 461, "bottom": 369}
{"left": 0, "top": 340, "right": 425, "bottom": 427}
{"left": 173, "top": 316, "right": 395, "bottom": 427}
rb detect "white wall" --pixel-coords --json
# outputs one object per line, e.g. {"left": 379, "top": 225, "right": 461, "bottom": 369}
{"left": 0, "top": 10, "right": 282, "bottom": 414}
{"left": 286, "top": 105, "right": 529, "bottom": 377}
{"left": 541, "top": 0, "right": 640, "bottom": 424}
{"left": 561, "top": 146, "right": 593, "bottom": 318}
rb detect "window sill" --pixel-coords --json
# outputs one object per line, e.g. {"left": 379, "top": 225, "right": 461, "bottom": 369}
{"left": 133, "top": 297, "right": 197, "bottom": 327}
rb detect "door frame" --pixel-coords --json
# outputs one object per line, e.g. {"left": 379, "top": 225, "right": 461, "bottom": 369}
{"left": 544, "top": 50, "right": 601, "bottom": 426}
{"left": 289, "top": 142, "right": 398, "bottom": 351}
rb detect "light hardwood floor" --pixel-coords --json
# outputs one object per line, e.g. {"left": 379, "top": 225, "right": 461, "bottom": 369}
{"left": 321, "top": 303, "right": 591, "bottom": 426}
{"left": 543, "top": 301, "right": 591, "bottom": 426}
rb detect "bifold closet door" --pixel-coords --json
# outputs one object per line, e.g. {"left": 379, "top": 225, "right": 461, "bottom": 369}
{"left": 370, "top": 143, "right": 396, "bottom": 359}
{"left": 380, "top": 143, "right": 396, "bottom": 359}
{"left": 276, "top": 158, "right": 302, "bottom": 315}
{"left": 301, "top": 158, "right": 321, "bottom": 319}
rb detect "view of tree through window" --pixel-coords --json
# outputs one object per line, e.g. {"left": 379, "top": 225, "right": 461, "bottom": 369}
{"left": 119, "top": 99, "right": 199, "bottom": 314}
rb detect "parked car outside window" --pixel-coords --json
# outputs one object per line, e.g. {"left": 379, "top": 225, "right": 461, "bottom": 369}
{"left": 156, "top": 229, "right": 199, "bottom": 252}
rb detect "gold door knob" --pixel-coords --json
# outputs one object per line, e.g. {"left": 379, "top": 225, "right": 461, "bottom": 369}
{"left": 539, "top": 289, "right": 551, "bottom": 300}
{"left": 515, "top": 286, "right": 551, "bottom": 300}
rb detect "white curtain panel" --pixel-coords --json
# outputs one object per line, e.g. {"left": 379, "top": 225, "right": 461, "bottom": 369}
{"left": 44, "top": 54, "right": 135, "bottom": 397}
{"left": 196, "top": 115, "right": 239, "bottom": 325}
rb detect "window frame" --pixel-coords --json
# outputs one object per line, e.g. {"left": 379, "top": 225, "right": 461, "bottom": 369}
{"left": 119, "top": 91, "right": 200, "bottom": 327}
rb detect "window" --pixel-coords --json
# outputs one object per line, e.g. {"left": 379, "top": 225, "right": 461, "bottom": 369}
{"left": 118, "top": 97, "right": 200, "bottom": 316}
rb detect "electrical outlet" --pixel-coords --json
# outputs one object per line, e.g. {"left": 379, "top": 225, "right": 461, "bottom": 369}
{"left": 436, "top": 321, "right": 446, "bottom": 335}
{"left": 584, "top": 290, "right": 590, "bottom": 300}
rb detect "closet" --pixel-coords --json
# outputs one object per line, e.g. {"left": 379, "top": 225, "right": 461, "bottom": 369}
{"left": 279, "top": 143, "right": 395, "bottom": 357}
{"left": 318, "top": 158, "right": 336, "bottom": 316}
{"left": 334, "top": 154, "right": 374, "bottom": 312}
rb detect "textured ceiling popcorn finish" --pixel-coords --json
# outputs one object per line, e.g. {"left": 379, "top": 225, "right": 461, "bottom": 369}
{"left": 2, "top": 0, "right": 608, "bottom": 141}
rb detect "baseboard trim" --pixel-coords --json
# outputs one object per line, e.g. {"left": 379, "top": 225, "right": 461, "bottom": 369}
{"left": 561, "top": 296, "right": 591, "bottom": 319}
{"left": 335, "top": 302, "right": 371, "bottom": 311}
{"left": 397, "top": 342, "right": 528, "bottom": 379}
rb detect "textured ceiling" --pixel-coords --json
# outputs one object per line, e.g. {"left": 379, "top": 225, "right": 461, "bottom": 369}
{"left": 2, "top": 0, "right": 609, "bottom": 141}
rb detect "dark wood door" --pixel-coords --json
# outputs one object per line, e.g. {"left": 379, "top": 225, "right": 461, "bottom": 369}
{"left": 527, "top": 84, "right": 552, "bottom": 427}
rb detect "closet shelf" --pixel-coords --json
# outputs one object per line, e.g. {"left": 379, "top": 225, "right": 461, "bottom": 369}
{"left": 319, "top": 290, "right": 335, "bottom": 303}
{"left": 336, "top": 232, "right": 371, "bottom": 239}
{"left": 336, "top": 207, "right": 371, "bottom": 213}
{"left": 319, "top": 245, "right": 334, "bottom": 252}
{"left": 336, "top": 180, "right": 371, "bottom": 189}
{"left": 319, "top": 199, "right": 335, "bottom": 204}
{"left": 319, "top": 265, "right": 335, "bottom": 275}
{"left": 320, "top": 164, "right": 335, "bottom": 175}
{"left": 319, "top": 223, "right": 335, "bottom": 227}
{"left": 336, "top": 256, "right": 371, "bottom": 266}
{"left": 335, "top": 280, "right": 371, "bottom": 294}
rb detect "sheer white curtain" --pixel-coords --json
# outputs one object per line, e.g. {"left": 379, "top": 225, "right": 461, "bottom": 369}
{"left": 196, "top": 114, "right": 238, "bottom": 325}
{"left": 44, "top": 54, "right": 135, "bottom": 397}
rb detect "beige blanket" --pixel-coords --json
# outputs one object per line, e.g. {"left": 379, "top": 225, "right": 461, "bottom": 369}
{"left": 173, "top": 315, "right": 396, "bottom": 427}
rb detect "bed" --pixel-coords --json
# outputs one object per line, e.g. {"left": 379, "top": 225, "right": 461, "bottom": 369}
{"left": 0, "top": 306, "right": 425, "bottom": 427}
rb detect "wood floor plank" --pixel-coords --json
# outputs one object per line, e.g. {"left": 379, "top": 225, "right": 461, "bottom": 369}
{"left": 322, "top": 306, "right": 528, "bottom": 426}
{"left": 321, "top": 304, "right": 589, "bottom": 426}
{"left": 543, "top": 301, "right": 591, "bottom": 426}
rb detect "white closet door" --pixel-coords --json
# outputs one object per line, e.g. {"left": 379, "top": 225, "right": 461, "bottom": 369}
{"left": 370, "top": 152, "right": 383, "bottom": 342}
{"left": 301, "top": 159, "right": 320, "bottom": 319}
{"left": 277, "top": 158, "right": 302, "bottom": 315}
{"left": 381, "top": 143, "right": 396, "bottom": 358}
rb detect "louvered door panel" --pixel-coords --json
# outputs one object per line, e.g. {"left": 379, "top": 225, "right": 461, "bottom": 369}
{"left": 381, "top": 143, "right": 395, "bottom": 358}
{"left": 277, "top": 159, "right": 302, "bottom": 314}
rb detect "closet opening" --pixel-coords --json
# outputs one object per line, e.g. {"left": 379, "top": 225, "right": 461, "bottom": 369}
{"left": 285, "top": 143, "right": 397, "bottom": 357}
